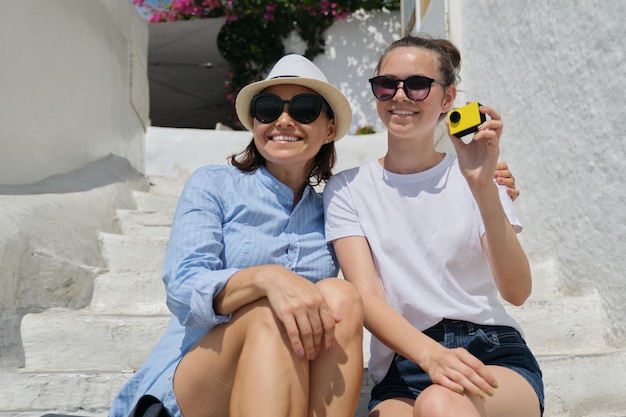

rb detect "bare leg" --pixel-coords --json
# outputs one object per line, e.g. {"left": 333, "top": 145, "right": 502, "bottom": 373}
{"left": 230, "top": 301, "right": 310, "bottom": 417}
{"left": 173, "top": 278, "right": 365, "bottom": 417}
{"left": 174, "top": 299, "right": 309, "bottom": 417}
{"left": 308, "top": 279, "right": 364, "bottom": 417}
{"left": 413, "top": 366, "right": 540, "bottom": 417}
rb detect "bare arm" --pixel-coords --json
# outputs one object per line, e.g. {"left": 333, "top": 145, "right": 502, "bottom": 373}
{"left": 478, "top": 190, "right": 531, "bottom": 305}
{"left": 450, "top": 106, "right": 532, "bottom": 305}
{"left": 214, "top": 264, "right": 340, "bottom": 359}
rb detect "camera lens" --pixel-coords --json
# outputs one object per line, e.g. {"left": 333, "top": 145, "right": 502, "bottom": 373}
{"left": 449, "top": 111, "right": 461, "bottom": 123}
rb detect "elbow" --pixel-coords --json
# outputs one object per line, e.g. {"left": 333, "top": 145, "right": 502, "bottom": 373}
{"left": 497, "top": 260, "right": 532, "bottom": 306}
{"left": 504, "top": 294, "right": 529, "bottom": 307}
{"left": 501, "top": 285, "right": 531, "bottom": 306}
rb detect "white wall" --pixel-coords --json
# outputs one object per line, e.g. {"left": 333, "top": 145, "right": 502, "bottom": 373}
{"left": 0, "top": 0, "right": 149, "bottom": 185}
{"left": 0, "top": 0, "right": 150, "bottom": 367}
{"left": 446, "top": 0, "right": 626, "bottom": 346}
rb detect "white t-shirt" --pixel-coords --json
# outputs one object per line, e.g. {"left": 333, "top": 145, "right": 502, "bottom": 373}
{"left": 323, "top": 153, "right": 524, "bottom": 383}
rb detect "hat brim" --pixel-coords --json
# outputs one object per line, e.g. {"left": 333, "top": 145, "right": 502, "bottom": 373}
{"left": 235, "top": 76, "right": 352, "bottom": 141}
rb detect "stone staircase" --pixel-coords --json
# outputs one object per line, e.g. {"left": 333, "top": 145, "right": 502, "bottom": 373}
{"left": 1, "top": 175, "right": 625, "bottom": 417}
{"left": 0, "top": 176, "right": 182, "bottom": 417}
{"left": 499, "top": 264, "right": 626, "bottom": 417}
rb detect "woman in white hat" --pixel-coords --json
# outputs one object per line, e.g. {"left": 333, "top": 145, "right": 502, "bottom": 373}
{"left": 109, "top": 54, "right": 363, "bottom": 417}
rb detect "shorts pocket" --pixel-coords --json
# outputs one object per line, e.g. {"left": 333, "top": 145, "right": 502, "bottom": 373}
{"left": 476, "top": 326, "right": 527, "bottom": 348}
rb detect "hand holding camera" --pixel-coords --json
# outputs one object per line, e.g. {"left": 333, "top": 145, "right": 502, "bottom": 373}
{"left": 447, "top": 102, "right": 486, "bottom": 144}
{"left": 447, "top": 103, "right": 504, "bottom": 192}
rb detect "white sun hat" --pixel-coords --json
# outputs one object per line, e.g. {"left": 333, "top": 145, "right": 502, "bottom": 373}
{"left": 235, "top": 54, "right": 352, "bottom": 140}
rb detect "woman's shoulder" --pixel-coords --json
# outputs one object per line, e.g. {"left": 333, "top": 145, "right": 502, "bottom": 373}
{"left": 192, "top": 164, "right": 241, "bottom": 176}
{"left": 180, "top": 165, "right": 255, "bottom": 197}
{"left": 324, "top": 162, "right": 378, "bottom": 203}
{"left": 330, "top": 160, "right": 378, "bottom": 183}
{"left": 187, "top": 164, "right": 251, "bottom": 183}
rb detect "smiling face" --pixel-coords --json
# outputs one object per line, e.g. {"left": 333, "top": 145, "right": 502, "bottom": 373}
{"left": 375, "top": 47, "right": 455, "bottom": 141}
{"left": 252, "top": 84, "right": 336, "bottom": 182}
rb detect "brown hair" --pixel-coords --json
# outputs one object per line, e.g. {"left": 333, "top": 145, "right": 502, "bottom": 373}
{"left": 375, "top": 34, "right": 461, "bottom": 86}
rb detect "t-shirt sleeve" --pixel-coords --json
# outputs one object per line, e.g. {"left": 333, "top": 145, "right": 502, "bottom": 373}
{"left": 323, "top": 171, "right": 366, "bottom": 242}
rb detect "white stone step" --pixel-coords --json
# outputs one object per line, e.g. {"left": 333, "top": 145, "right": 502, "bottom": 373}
{"left": 88, "top": 270, "right": 168, "bottom": 315}
{"left": 504, "top": 291, "right": 611, "bottom": 356}
{"left": 99, "top": 232, "right": 168, "bottom": 272}
{"left": 538, "top": 351, "right": 626, "bottom": 417}
{"left": 146, "top": 175, "right": 188, "bottom": 197}
{"left": 21, "top": 309, "right": 169, "bottom": 372}
{"left": 115, "top": 209, "right": 173, "bottom": 237}
{"left": 0, "top": 370, "right": 127, "bottom": 416}
{"left": 132, "top": 191, "right": 179, "bottom": 212}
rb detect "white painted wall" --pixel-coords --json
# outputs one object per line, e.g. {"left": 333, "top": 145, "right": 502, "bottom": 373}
{"left": 0, "top": 0, "right": 149, "bottom": 186}
{"left": 0, "top": 0, "right": 150, "bottom": 367}
{"left": 445, "top": 0, "right": 626, "bottom": 346}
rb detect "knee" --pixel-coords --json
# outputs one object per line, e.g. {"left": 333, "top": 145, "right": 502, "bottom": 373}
{"left": 318, "top": 279, "right": 364, "bottom": 327}
{"left": 235, "top": 298, "right": 283, "bottom": 336}
{"left": 413, "top": 386, "right": 452, "bottom": 417}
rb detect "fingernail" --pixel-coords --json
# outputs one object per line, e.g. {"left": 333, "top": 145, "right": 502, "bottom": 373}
{"left": 488, "top": 389, "right": 495, "bottom": 396}
{"left": 297, "top": 350, "right": 304, "bottom": 358}
{"left": 478, "top": 391, "right": 485, "bottom": 399}
{"left": 492, "top": 381, "right": 499, "bottom": 389}
{"left": 457, "top": 386, "right": 464, "bottom": 393}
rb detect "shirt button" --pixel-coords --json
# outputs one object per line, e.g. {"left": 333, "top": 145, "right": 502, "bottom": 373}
{"left": 274, "top": 185, "right": 280, "bottom": 190}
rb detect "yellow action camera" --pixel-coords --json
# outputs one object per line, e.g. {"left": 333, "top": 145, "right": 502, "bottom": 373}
{"left": 448, "top": 102, "right": 486, "bottom": 138}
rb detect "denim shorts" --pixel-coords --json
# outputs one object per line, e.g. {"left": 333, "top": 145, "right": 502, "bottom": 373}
{"left": 369, "top": 319, "right": 544, "bottom": 415}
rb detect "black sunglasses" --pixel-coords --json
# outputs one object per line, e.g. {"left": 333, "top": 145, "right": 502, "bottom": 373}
{"left": 250, "top": 93, "right": 328, "bottom": 124}
{"left": 368, "top": 75, "right": 446, "bottom": 102}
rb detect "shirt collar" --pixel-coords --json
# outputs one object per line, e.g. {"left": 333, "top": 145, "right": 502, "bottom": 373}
{"left": 255, "top": 166, "right": 314, "bottom": 208}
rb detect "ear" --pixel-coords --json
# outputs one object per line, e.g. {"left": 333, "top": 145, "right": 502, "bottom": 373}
{"left": 441, "top": 84, "right": 457, "bottom": 112}
{"left": 325, "top": 119, "right": 336, "bottom": 143}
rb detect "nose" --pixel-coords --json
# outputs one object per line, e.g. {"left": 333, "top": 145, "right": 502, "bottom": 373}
{"left": 392, "top": 81, "right": 409, "bottom": 101}
{"left": 275, "top": 104, "right": 294, "bottom": 127}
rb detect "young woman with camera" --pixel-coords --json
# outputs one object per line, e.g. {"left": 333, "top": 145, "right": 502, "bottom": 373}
{"left": 324, "top": 35, "right": 544, "bottom": 417}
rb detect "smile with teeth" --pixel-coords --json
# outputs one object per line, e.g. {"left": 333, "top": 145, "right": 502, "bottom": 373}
{"left": 270, "top": 135, "right": 302, "bottom": 142}
{"left": 391, "top": 109, "right": 416, "bottom": 116}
